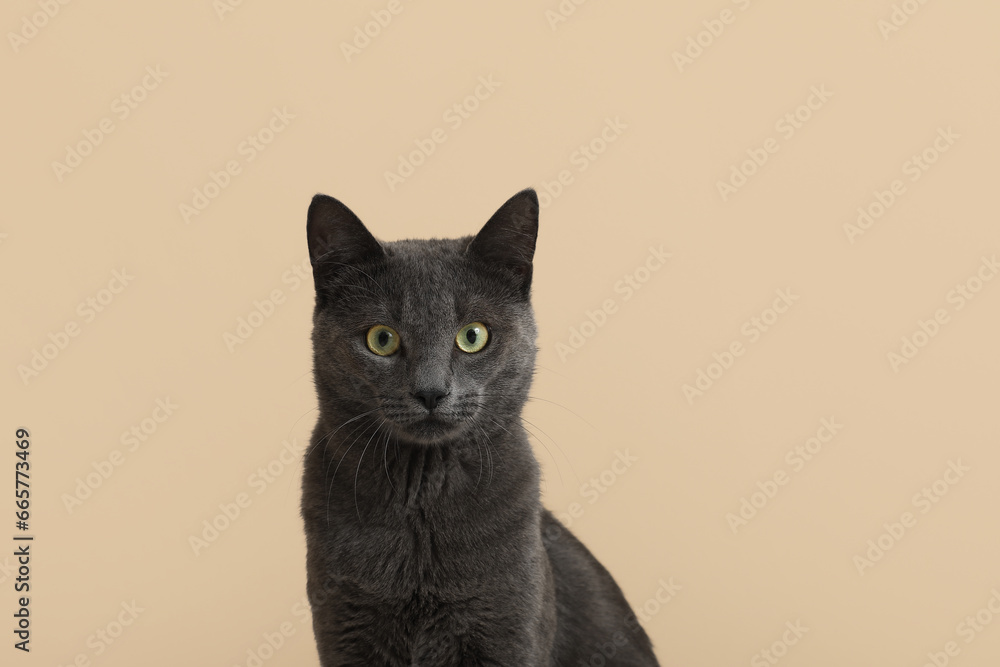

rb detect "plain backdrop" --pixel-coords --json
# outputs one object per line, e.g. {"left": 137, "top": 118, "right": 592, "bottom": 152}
{"left": 3, "top": 1, "right": 999, "bottom": 665}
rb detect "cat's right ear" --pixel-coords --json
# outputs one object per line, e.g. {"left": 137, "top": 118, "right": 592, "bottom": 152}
{"left": 466, "top": 188, "right": 539, "bottom": 297}
{"left": 306, "top": 194, "right": 385, "bottom": 288}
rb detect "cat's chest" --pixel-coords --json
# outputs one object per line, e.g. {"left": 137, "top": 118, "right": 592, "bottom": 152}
{"left": 333, "top": 498, "right": 496, "bottom": 594}
{"left": 309, "top": 439, "right": 537, "bottom": 598}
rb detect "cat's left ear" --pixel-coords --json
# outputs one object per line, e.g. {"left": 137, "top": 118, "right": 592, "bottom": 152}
{"left": 467, "top": 188, "right": 539, "bottom": 296}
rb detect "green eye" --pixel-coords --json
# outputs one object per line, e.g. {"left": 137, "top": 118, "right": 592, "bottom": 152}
{"left": 366, "top": 325, "right": 400, "bottom": 356}
{"left": 456, "top": 322, "right": 489, "bottom": 353}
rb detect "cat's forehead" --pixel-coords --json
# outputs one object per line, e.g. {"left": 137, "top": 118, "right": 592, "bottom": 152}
{"left": 378, "top": 236, "right": 490, "bottom": 318}
{"left": 384, "top": 239, "right": 474, "bottom": 292}
{"left": 383, "top": 236, "right": 470, "bottom": 281}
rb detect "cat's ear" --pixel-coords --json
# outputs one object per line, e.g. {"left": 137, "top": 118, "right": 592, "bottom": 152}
{"left": 306, "top": 194, "right": 385, "bottom": 282}
{"left": 466, "top": 188, "right": 539, "bottom": 295}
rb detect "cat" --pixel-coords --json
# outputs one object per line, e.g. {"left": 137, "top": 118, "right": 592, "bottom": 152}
{"left": 300, "top": 188, "right": 660, "bottom": 666}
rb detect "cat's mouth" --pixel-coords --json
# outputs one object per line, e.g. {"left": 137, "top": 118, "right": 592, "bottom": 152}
{"left": 394, "top": 413, "right": 465, "bottom": 445}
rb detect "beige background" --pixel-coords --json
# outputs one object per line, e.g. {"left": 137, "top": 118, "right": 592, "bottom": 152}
{"left": 3, "top": 0, "right": 999, "bottom": 665}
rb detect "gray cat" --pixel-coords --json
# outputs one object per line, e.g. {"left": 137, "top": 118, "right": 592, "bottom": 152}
{"left": 300, "top": 189, "right": 660, "bottom": 666}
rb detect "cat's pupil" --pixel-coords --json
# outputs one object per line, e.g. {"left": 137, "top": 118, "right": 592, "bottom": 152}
{"left": 378, "top": 331, "right": 389, "bottom": 347}
{"left": 466, "top": 329, "right": 477, "bottom": 344}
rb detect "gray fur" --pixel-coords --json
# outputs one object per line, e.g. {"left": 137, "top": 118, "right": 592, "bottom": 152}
{"left": 300, "top": 189, "right": 660, "bottom": 666}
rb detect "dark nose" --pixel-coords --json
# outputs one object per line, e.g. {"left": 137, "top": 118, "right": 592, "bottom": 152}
{"left": 413, "top": 388, "right": 448, "bottom": 411}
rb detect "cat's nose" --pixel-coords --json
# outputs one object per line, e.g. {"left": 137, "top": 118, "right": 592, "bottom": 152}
{"left": 413, "top": 388, "right": 449, "bottom": 411}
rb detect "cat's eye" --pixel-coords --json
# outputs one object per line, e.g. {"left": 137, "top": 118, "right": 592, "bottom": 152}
{"left": 456, "top": 322, "right": 489, "bottom": 353}
{"left": 366, "top": 325, "right": 400, "bottom": 356}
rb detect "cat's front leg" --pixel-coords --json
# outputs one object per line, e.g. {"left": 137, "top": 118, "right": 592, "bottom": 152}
{"left": 310, "top": 603, "right": 408, "bottom": 667}
{"left": 312, "top": 637, "right": 399, "bottom": 667}
{"left": 452, "top": 650, "right": 549, "bottom": 667}
{"left": 445, "top": 631, "right": 553, "bottom": 667}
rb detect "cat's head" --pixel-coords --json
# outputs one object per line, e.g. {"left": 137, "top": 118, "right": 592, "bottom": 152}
{"left": 306, "top": 189, "right": 539, "bottom": 446}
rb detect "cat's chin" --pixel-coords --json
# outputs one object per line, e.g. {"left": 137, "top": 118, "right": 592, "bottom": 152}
{"left": 393, "top": 415, "right": 466, "bottom": 446}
